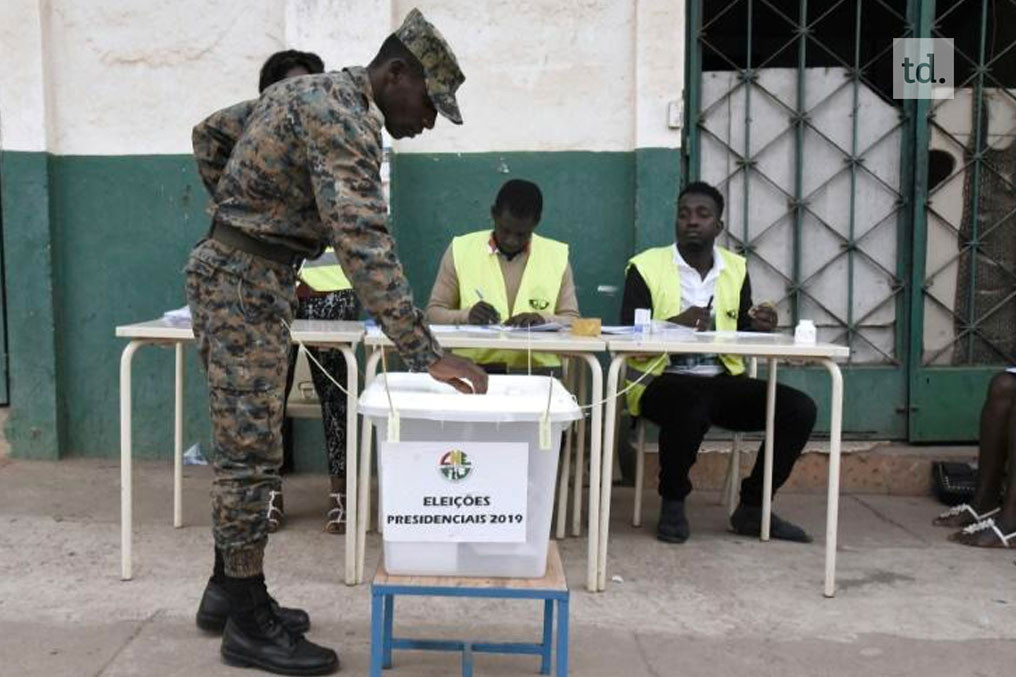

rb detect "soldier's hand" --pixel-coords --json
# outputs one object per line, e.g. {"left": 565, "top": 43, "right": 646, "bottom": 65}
{"left": 504, "top": 312, "right": 545, "bottom": 328}
{"left": 747, "top": 302, "right": 778, "bottom": 332}
{"left": 668, "top": 306, "right": 711, "bottom": 331}
{"left": 428, "top": 354, "right": 489, "bottom": 394}
{"left": 468, "top": 301, "right": 501, "bottom": 325}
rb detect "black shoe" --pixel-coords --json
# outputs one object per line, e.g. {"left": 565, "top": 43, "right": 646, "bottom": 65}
{"left": 730, "top": 503, "right": 812, "bottom": 543}
{"left": 221, "top": 606, "right": 339, "bottom": 676}
{"left": 197, "top": 579, "right": 311, "bottom": 635}
{"left": 656, "top": 498, "right": 690, "bottom": 543}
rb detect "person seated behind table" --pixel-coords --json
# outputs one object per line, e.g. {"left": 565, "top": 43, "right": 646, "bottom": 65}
{"left": 934, "top": 371, "right": 1016, "bottom": 548}
{"left": 424, "top": 179, "right": 580, "bottom": 373}
{"left": 621, "top": 181, "right": 817, "bottom": 544}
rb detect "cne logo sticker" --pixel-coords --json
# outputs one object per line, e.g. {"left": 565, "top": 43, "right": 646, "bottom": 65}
{"left": 439, "top": 449, "right": 473, "bottom": 482}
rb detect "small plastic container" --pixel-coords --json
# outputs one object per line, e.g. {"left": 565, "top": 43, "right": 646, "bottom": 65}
{"left": 794, "top": 319, "right": 817, "bottom": 344}
{"left": 634, "top": 308, "right": 652, "bottom": 336}
{"left": 359, "top": 373, "right": 581, "bottom": 578}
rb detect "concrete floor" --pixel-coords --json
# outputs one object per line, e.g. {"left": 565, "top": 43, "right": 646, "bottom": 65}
{"left": 1, "top": 456, "right": 1015, "bottom": 676}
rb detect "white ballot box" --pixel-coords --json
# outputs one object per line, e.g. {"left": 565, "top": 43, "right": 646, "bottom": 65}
{"left": 359, "top": 373, "right": 581, "bottom": 578}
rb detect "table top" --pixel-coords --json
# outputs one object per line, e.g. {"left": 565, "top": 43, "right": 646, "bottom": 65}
{"left": 606, "top": 330, "right": 850, "bottom": 359}
{"left": 364, "top": 327, "right": 606, "bottom": 352}
{"left": 116, "top": 318, "right": 365, "bottom": 344}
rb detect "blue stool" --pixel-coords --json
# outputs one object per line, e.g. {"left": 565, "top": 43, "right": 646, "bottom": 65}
{"left": 369, "top": 542, "right": 569, "bottom": 676}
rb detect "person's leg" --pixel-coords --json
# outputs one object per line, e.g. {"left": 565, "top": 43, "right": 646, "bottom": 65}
{"left": 302, "top": 290, "right": 360, "bottom": 533}
{"left": 708, "top": 375, "right": 816, "bottom": 542}
{"left": 187, "top": 257, "right": 336, "bottom": 672}
{"left": 936, "top": 372, "right": 1015, "bottom": 527}
{"left": 640, "top": 373, "right": 715, "bottom": 542}
{"left": 953, "top": 381, "right": 1016, "bottom": 546}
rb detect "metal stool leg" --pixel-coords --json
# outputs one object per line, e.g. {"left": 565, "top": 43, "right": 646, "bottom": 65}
{"left": 556, "top": 597, "right": 569, "bottom": 676}
{"left": 370, "top": 590, "right": 384, "bottom": 677}
{"left": 540, "top": 599, "right": 554, "bottom": 674}
{"left": 383, "top": 594, "right": 394, "bottom": 669}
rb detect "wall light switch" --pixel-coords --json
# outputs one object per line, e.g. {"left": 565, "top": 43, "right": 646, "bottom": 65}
{"left": 667, "top": 101, "right": 683, "bottom": 129}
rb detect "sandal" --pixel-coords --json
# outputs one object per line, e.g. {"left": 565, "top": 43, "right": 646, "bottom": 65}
{"left": 266, "top": 489, "right": 285, "bottom": 533}
{"left": 950, "top": 517, "right": 1016, "bottom": 548}
{"left": 325, "top": 492, "right": 345, "bottom": 534}
{"left": 932, "top": 503, "right": 999, "bottom": 528}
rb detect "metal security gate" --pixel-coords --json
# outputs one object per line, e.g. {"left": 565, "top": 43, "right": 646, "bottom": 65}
{"left": 909, "top": 0, "right": 1016, "bottom": 440}
{"left": 685, "top": 0, "right": 915, "bottom": 438}
{"left": 685, "top": 0, "right": 1016, "bottom": 440}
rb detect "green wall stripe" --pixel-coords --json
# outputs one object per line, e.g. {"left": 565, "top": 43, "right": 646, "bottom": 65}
{"left": 1, "top": 151, "right": 62, "bottom": 458}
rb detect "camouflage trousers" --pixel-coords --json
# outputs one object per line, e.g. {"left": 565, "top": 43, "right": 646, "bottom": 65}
{"left": 185, "top": 239, "right": 297, "bottom": 578}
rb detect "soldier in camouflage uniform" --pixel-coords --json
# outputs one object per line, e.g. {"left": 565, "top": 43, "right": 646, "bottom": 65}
{"left": 186, "top": 9, "right": 485, "bottom": 674}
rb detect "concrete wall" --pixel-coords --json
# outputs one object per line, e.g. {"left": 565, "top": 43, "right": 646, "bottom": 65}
{"left": 0, "top": 0, "right": 687, "bottom": 460}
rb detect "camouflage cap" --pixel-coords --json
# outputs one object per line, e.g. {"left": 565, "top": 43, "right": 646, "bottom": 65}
{"left": 394, "top": 8, "right": 465, "bottom": 125}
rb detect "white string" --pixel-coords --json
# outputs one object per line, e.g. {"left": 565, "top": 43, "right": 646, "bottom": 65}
{"left": 379, "top": 346, "right": 398, "bottom": 419}
{"left": 279, "top": 317, "right": 350, "bottom": 397}
{"left": 527, "top": 323, "right": 532, "bottom": 376}
{"left": 571, "top": 353, "right": 669, "bottom": 413}
{"left": 283, "top": 312, "right": 664, "bottom": 420}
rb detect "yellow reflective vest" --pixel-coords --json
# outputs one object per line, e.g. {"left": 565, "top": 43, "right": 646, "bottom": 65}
{"left": 299, "top": 247, "right": 352, "bottom": 292}
{"left": 625, "top": 245, "right": 746, "bottom": 416}
{"left": 451, "top": 230, "right": 569, "bottom": 368}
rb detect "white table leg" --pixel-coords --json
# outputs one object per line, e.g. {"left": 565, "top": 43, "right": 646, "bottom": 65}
{"left": 357, "top": 348, "right": 383, "bottom": 584}
{"left": 555, "top": 402, "right": 573, "bottom": 540}
{"left": 597, "top": 355, "right": 625, "bottom": 591}
{"left": 120, "top": 340, "right": 145, "bottom": 581}
{"left": 578, "top": 354, "right": 603, "bottom": 593}
{"left": 173, "top": 342, "right": 184, "bottom": 529}
{"left": 555, "top": 361, "right": 575, "bottom": 540}
{"left": 820, "top": 358, "right": 843, "bottom": 598}
{"left": 571, "top": 364, "right": 588, "bottom": 537}
{"left": 761, "top": 358, "right": 778, "bottom": 541}
{"left": 336, "top": 345, "right": 359, "bottom": 586}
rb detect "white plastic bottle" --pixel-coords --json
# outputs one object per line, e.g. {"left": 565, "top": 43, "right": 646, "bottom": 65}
{"left": 794, "top": 319, "right": 817, "bottom": 344}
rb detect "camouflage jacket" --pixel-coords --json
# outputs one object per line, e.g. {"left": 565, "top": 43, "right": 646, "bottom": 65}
{"left": 191, "top": 67, "right": 441, "bottom": 371}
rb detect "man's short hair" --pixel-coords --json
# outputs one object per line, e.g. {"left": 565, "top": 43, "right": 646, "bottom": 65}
{"left": 493, "top": 179, "right": 543, "bottom": 222}
{"left": 679, "top": 181, "right": 725, "bottom": 218}
{"left": 369, "top": 34, "right": 426, "bottom": 79}
{"left": 259, "top": 50, "right": 325, "bottom": 93}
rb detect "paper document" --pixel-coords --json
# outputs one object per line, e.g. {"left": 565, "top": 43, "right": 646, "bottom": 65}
{"left": 600, "top": 325, "right": 637, "bottom": 335}
{"left": 464, "top": 322, "right": 564, "bottom": 333}
{"left": 162, "top": 306, "right": 191, "bottom": 325}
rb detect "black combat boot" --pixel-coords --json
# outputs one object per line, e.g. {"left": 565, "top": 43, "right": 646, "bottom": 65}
{"left": 219, "top": 575, "right": 338, "bottom": 675}
{"left": 196, "top": 549, "right": 310, "bottom": 634}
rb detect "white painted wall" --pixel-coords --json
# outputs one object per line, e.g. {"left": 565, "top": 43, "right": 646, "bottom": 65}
{"left": 0, "top": 0, "right": 685, "bottom": 155}
{"left": 0, "top": 0, "right": 49, "bottom": 152}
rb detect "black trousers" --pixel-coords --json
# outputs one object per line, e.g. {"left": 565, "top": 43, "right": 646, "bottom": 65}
{"left": 640, "top": 372, "right": 817, "bottom": 506}
{"left": 280, "top": 289, "right": 361, "bottom": 476}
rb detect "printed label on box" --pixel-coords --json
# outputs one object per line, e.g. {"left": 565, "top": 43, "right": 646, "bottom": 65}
{"left": 380, "top": 441, "right": 528, "bottom": 542}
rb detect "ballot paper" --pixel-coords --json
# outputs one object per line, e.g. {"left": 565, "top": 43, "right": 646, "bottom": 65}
{"left": 162, "top": 305, "right": 191, "bottom": 325}
{"left": 476, "top": 322, "right": 564, "bottom": 333}
{"left": 600, "top": 325, "right": 637, "bottom": 335}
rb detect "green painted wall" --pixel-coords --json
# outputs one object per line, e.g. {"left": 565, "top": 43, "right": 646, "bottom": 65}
{"left": 390, "top": 151, "right": 639, "bottom": 325}
{"left": 1, "top": 151, "right": 62, "bottom": 458}
{"left": 1, "top": 147, "right": 955, "bottom": 463}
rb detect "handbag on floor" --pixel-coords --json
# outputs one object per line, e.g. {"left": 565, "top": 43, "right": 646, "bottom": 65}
{"left": 931, "top": 461, "right": 977, "bottom": 506}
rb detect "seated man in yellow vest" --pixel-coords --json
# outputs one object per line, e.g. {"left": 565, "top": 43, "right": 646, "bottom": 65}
{"left": 424, "top": 178, "right": 579, "bottom": 372}
{"left": 622, "top": 181, "right": 817, "bottom": 544}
